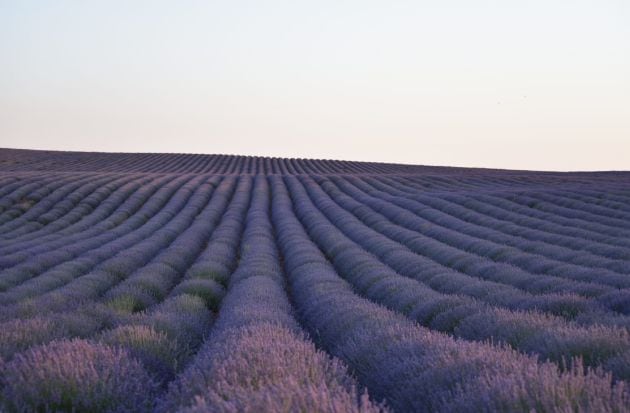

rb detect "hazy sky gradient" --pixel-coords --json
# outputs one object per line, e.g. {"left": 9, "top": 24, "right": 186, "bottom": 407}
{"left": 1, "top": 1, "right": 629, "bottom": 171}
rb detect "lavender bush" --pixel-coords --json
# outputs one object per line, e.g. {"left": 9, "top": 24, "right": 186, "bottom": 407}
{"left": 1, "top": 339, "right": 159, "bottom": 412}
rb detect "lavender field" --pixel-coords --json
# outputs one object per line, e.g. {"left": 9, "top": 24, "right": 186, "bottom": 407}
{"left": 1, "top": 148, "right": 629, "bottom": 412}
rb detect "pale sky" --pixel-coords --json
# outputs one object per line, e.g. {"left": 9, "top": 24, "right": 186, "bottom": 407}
{"left": 1, "top": 1, "right": 629, "bottom": 171}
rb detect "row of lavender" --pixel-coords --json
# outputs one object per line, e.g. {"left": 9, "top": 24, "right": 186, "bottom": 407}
{"left": 0, "top": 154, "right": 629, "bottom": 411}
{"left": 0, "top": 173, "right": 383, "bottom": 412}
{"left": 0, "top": 148, "right": 423, "bottom": 174}
{"left": 3, "top": 148, "right": 630, "bottom": 181}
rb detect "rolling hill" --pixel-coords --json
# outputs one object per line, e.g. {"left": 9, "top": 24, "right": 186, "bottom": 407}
{"left": 0, "top": 148, "right": 629, "bottom": 412}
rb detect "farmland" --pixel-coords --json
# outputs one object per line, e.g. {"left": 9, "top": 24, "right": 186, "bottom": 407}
{"left": 0, "top": 148, "right": 629, "bottom": 412}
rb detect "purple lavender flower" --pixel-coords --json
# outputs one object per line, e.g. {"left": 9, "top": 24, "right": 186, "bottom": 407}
{"left": 1, "top": 338, "right": 159, "bottom": 412}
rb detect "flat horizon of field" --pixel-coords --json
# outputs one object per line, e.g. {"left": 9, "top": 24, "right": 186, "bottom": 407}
{"left": 2, "top": 147, "right": 629, "bottom": 175}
